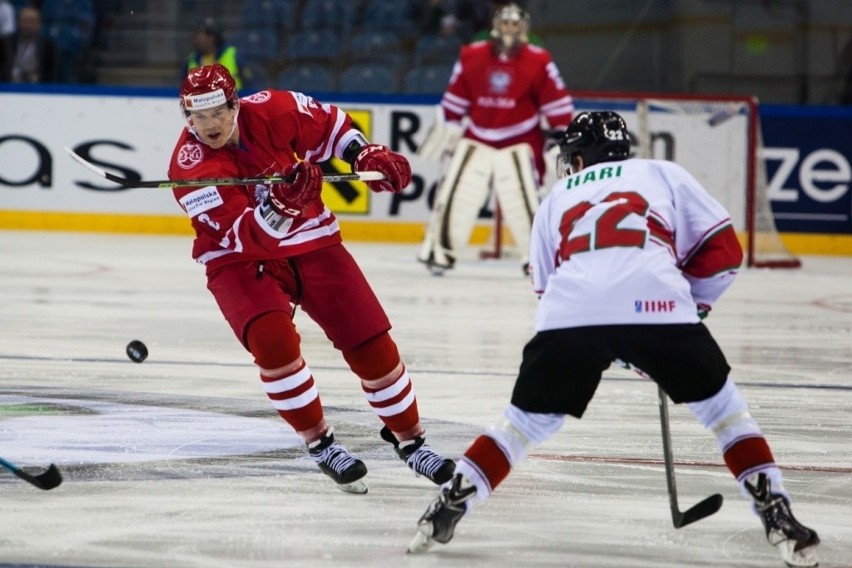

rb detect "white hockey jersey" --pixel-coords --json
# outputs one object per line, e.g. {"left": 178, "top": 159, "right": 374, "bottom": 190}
{"left": 529, "top": 158, "right": 743, "bottom": 331}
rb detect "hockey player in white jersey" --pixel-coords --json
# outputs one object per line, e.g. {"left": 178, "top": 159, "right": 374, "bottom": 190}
{"left": 409, "top": 111, "right": 820, "bottom": 567}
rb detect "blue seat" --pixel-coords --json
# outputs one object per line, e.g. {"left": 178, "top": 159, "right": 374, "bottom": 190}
{"left": 286, "top": 30, "right": 344, "bottom": 65}
{"left": 241, "top": 62, "right": 272, "bottom": 94}
{"left": 361, "top": 0, "right": 414, "bottom": 32}
{"left": 41, "top": 0, "right": 95, "bottom": 82}
{"left": 339, "top": 63, "right": 398, "bottom": 94}
{"left": 348, "top": 30, "right": 405, "bottom": 67}
{"left": 402, "top": 64, "right": 453, "bottom": 95}
{"left": 41, "top": 0, "right": 95, "bottom": 50}
{"left": 413, "top": 33, "right": 463, "bottom": 66}
{"left": 300, "top": 0, "right": 360, "bottom": 32}
{"left": 240, "top": 0, "right": 298, "bottom": 31}
{"left": 276, "top": 64, "right": 336, "bottom": 94}
{"left": 231, "top": 30, "right": 280, "bottom": 66}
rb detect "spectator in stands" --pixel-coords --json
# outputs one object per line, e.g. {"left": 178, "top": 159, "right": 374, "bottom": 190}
{"left": 184, "top": 17, "right": 244, "bottom": 90}
{"left": 3, "top": 5, "right": 58, "bottom": 83}
{"left": 412, "top": 0, "right": 482, "bottom": 43}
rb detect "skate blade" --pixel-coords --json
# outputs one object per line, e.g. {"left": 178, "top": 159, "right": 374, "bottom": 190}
{"left": 406, "top": 528, "right": 435, "bottom": 554}
{"left": 336, "top": 478, "right": 368, "bottom": 494}
{"left": 780, "top": 541, "right": 819, "bottom": 568}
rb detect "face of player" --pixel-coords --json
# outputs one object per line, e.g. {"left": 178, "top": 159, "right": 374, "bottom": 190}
{"left": 186, "top": 103, "right": 238, "bottom": 149}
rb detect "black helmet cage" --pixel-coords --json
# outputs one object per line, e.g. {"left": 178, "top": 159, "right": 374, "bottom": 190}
{"left": 558, "top": 111, "right": 630, "bottom": 172}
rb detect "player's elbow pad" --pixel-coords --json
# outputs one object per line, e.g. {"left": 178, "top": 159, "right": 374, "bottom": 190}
{"left": 686, "top": 270, "right": 737, "bottom": 307}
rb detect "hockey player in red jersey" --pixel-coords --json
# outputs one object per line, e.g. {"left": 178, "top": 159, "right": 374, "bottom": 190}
{"left": 409, "top": 112, "right": 820, "bottom": 567}
{"left": 168, "top": 63, "right": 454, "bottom": 494}
{"left": 417, "top": 2, "right": 574, "bottom": 274}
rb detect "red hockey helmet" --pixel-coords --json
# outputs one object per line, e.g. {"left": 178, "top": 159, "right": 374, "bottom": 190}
{"left": 180, "top": 63, "right": 238, "bottom": 113}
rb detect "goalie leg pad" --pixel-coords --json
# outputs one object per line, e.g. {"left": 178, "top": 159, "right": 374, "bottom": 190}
{"left": 418, "top": 139, "right": 494, "bottom": 269}
{"left": 491, "top": 143, "right": 540, "bottom": 264}
{"left": 416, "top": 105, "right": 463, "bottom": 162}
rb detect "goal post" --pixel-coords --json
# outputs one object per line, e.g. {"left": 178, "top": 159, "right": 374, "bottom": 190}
{"left": 483, "top": 90, "right": 800, "bottom": 268}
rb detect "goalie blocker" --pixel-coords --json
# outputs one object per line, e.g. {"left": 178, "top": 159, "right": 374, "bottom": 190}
{"left": 417, "top": 139, "right": 539, "bottom": 274}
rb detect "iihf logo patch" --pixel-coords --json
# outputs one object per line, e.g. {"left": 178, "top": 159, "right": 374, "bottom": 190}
{"left": 243, "top": 91, "right": 271, "bottom": 104}
{"left": 177, "top": 142, "right": 203, "bottom": 170}
{"left": 635, "top": 300, "right": 677, "bottom": 313}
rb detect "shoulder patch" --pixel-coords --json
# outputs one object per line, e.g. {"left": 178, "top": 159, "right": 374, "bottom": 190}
{"left": 176, "top": 141, "right": 204, "bottom": 170}
{"left": 291, "top": 91, "right": 315, "bottom": 115}
{"left": 179, "top": 186, "right": 224, "bottom": 217}
{"left": 242, "top": 91, "right": 271, "bottom": 104}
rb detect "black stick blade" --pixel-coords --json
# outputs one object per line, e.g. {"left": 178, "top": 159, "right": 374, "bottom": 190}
{"left": 673, "top": 493, "right": 723, "bottom": 528}
{"left": 13, "top": 463, "right": 63, "bottom": 490}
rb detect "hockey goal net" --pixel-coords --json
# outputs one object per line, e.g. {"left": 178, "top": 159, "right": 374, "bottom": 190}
{"left": 485, "top": 91, "right": 799, "bottom": 268}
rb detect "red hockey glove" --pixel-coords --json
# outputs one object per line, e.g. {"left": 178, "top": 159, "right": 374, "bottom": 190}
{"left": 697, "top": 303, "right": 711, "bottom": 320}
{"left": 267, "top": 161, "right": 324, "bottom": 218}
{"left": 354, "top": 144, "right": 411, "bottom": 193}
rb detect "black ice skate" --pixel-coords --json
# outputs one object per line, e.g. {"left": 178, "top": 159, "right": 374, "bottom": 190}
{"left": 307, "top": 429, "right": 368, "bottom": 494}
{"left": 380, "top": 426, "right": 455, "bottom": 484}
{"left": 407, "top": 473, "right": 476, "bottom": 554}
{"left": 419, "top": 250, "right": 455, "bottom": 276}
{"left": 744, "top": 473, "right": 820, "bottom": 567}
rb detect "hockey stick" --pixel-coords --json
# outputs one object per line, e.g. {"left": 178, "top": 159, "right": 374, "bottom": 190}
{"left": 657, "top": 385, "right": 723, "bottom": 528}
{"left": 615, "top": 359, "right": 723, "bottom": 528}
{"left": 64, "top": 147, "right": 385, "bottom": 189}
{"left": 0, "top": 457, "right": 63, "bottom": 490}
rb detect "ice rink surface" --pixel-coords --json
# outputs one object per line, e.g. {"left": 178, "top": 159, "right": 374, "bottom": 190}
{"left": 0, "top": 230, "right": 850, "bottom": 568}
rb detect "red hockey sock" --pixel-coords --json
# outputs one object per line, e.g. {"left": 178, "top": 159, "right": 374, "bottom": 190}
{"left": 723, "top": 436, "right": 775, "bottom": 479}
{"left": 464, "top": 435, "right": 512, "bottom": 493}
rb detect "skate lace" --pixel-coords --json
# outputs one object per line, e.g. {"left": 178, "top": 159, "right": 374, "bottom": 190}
{"left": 312, "top": 442, "right": 358, "bottom": 474}
{"left": 407, "top": 444, "right": 447, "bottom": 478}
{"left": 760, "top": 495, "right": 812, "bottom": 544}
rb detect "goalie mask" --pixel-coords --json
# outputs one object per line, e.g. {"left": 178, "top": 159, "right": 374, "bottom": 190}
{"left": 558, "top": 111, "right": 630, "bottom": 174}
{"left": 490, "top": 3, "right": 530, "bottom": 55}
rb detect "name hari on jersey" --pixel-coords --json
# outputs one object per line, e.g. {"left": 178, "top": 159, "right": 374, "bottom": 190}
{"left": 564, "top": 165, "right": 623, "bottom": 189}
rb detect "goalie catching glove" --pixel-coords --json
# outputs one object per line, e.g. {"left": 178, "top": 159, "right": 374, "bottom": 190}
{"left": 354, "top": 144, "right": 411, "bottom": 193}
{"left": 266, "top": 161, "right": 324, "bottom": 219}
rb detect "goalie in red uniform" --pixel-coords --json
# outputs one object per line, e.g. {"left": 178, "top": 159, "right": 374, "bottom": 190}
{"left": 417, "top": 2, "right": 574, "bottom": 274}
{"left": 167, "top": 63, "right": 454, "bottom": 494}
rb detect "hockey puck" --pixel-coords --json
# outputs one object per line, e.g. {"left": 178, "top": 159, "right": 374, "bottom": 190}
{"left": 126, "top": 340, "right": 148, "bottom": 363}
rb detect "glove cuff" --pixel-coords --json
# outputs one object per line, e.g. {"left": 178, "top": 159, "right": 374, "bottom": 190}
{"left": 258, "top": 200, "right": 295, "bottom": 232}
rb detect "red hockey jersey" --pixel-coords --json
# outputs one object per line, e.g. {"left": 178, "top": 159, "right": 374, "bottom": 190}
{"left": 441, "top": 40, "right": 574, "bottom": 149}
{"left": 167, "top": 90, "right": 364, "bottom": 269}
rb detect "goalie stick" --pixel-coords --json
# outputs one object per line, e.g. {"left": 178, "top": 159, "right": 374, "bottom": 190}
{"left": 64, "top": 147, "right": 386, "bottom": 189}
{"left": 0, "top": 457, "right": 63, "bottom": 490}
{"left": 616, "top": 359, "right": 724, "bottom": 528}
